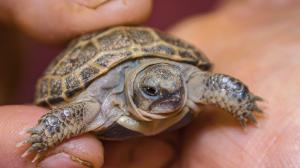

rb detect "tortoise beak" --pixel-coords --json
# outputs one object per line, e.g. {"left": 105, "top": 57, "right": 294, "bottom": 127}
{"left": 150, "top": 93, "right": 182, "bottom": 114}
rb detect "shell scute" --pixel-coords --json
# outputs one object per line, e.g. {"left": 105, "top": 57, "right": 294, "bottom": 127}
{"left": 97, "top": 30, "right": 132, "bottom": 51}
{"left": 35, "top": 78, "right": 49, "bottom": 101}
{"left": 95, "top": 51, "right": 133, "bottom": 68}
{"left": 80, "top": 67, "right": 100, "bottom": 85}
{"left": 127, "top": 28, "right": 155, "bottom": 45}
{"left": 156, "top": 31, "right": 194, "bottom": 49}
{"left": 50, "top": 79, "right": 63, "bottom": 97}
{"left": 53, "top": 43, "right": 98, "bottom": 76}
{"left": 178, "top": 50, "right": 195, "bottom": 59}
{"left": 43, "top": 78, "right": 65, "bottom": 105}
{"left": 142, "top": 44, "right": 176, "bottom": 56}
{"left": 64, "top": 74, "right": 82, "bottom": 98}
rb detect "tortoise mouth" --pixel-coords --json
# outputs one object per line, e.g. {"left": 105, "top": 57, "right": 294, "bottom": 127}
{"left": 150, "top": 95, "right": 183, "bottom": 114}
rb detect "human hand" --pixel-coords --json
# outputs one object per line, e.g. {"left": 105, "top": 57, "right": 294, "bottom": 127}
{"left": 1, "top": 0, "right": 300, "bottom": 168}
{"left": 169, "top": 0, "right": 300, "bottom": 167}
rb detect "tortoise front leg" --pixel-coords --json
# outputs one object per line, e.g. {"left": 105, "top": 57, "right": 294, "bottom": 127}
{"left": 187, "top": 71, "right": 263, "bottom": 127}
{"left": 17, "top": 100, "right": 100, "bottom": 162}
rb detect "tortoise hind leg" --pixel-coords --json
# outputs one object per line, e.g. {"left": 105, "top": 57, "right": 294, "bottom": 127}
{"left": 17, "top": 99, "right": 100, "bottom": 162}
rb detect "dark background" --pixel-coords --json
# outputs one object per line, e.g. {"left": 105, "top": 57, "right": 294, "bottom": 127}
{"left": 6, "top": 0, "right": 219, "bottom": 104}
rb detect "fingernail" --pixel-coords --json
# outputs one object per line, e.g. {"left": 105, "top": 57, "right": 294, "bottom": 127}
{"left": 39, "top": 153, "right": 91, "bottom": 168}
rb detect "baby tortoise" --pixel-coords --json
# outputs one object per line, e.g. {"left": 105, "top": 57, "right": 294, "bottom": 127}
{"left": 18, "top": 26, "right": 263, "bottom": 162}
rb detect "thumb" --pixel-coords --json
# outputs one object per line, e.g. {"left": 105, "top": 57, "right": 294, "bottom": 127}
{"left": 0, "top": 105, "right": 104, "bottom": 168}
{"left": 1, "top": 0, "right": 152, "bottom": 43}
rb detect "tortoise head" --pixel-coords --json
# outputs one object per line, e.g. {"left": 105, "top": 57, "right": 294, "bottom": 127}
{"left": 126, "top": 60, "right": 187, "bottom": 121}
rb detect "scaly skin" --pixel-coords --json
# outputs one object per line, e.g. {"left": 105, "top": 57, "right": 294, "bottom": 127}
{"left": 17, "top": 100, "right": 100, "bottom": 162}
{"left": 187, "top": 71, "right": 262, "bottom": 127}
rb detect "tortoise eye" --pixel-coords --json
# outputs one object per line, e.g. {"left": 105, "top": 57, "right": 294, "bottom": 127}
{"left": 142, "top": 86, "right": 159, "bottom": 97}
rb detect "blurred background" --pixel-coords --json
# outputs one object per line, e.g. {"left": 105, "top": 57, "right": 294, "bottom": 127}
{"left": 0, "top": 0, "right": 219, "bottom": 105}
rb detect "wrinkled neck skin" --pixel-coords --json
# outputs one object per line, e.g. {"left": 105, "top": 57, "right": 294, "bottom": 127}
{"left": 78, "top": 61, "right": 138, "bottom": 131}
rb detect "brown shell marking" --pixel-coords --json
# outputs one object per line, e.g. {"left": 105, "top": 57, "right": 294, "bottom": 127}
{"left": 35, "top": 26, "right": 212, "bottom": 106}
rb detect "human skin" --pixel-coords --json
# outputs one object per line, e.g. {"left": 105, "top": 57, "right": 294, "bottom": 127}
{"left": 1, "top": 0, "right": 300, "bottom": 167}
{"left": 169, "top": 1, "right": 300, "bottom": 167}
{"left": 0, "top": 0, "right": 152, "bottom": 43}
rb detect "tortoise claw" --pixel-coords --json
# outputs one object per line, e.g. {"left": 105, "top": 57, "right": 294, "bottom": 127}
{"left": 21, "top": 145, "right": 35, "bottom": 158}
{"left": 17, "top": 134, "right": 43, "bottom": 147}
{"left": 21, "top": 149, "right": 31, "bottom": 158}
{"left": 239, "top": 118, "right": 248, "bottom": 129}
{"left": 25, "top": 127, "right": 43, "bottom": 134}
{"left": 253, "top": 95, "right": 264, "bottom": 102}
{"left": 239, "top": 112, "right": 258, "bottom": 128}
{"left": 20, "top": 143, "right": 44, "bottom": 163}
{"left": 253, "top": 105, "right": 263, "bottom": 114}
{"left": 238, "top": 94, "right": 263, "bottom": 128}
{"left": 20, "top": 141, "right": 46, "bottom": 162}
{"left": 238, "top": 113, "right": 256, "bottom": 128}
{"left": 247, "top": 112, "right": 257, "bottom": 125}
{"left": 32, "top": 153, "right": 43, "bottom": 163}
{"left": 16, "top": 140, "right": 27, "bottom": 148}
{"left": 18, "top": 123, "right": 49, "bottom": 162}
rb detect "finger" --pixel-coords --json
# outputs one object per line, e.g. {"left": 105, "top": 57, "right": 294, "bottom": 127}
{"left": 0, "top": 105, "right": 103, "bottom": 168}
{"left": 103, "top": 133, "right": 178, "bottom": 168}
{"left": 37, "top": 135, "right": 104, "bottom": 168}
{"left": 6, "top": 0, "right": 152, "bottom": 43}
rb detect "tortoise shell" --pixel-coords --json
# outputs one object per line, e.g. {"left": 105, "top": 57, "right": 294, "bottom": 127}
{"left": 35, "top": 26, "right": 212, "bottom": 106}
